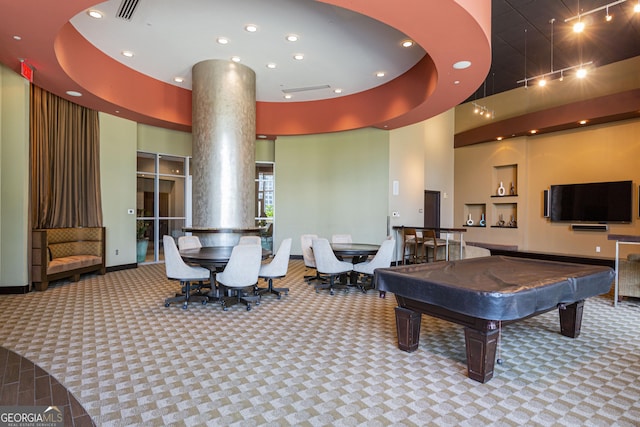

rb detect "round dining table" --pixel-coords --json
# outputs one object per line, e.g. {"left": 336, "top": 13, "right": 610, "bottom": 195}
{"left": 180, "top": 246, "right": 272, "bottom": 300}
{"left": 330, "top": 243, "right": 380, "bottom": 264}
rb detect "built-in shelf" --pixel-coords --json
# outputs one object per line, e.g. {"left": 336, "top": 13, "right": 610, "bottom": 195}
{"left": 491, "top": 226, "right": 518, "bottom": 229}
{"left": 464, "top": 224, "right": 487, "bottom": 228}
{"left": 464, "top": 203, "right": 486, "bottom": 227}
{"left": 491, "top": 194, "right": 518, "bottom": 198}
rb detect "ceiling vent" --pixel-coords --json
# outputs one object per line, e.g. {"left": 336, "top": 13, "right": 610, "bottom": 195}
{"left": 116, "top": 0, "right": 141, "bottom": 21}
{"left": 282, "top": 85, "right": 330, "bottom": 94}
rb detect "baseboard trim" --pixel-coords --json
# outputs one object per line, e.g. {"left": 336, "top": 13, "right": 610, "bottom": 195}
{"left": 0, "top": 284, "right": 30, "bottom": 295}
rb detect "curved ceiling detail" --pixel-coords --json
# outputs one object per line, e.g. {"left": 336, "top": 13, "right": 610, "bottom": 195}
{"left": 0, "top": 0, "right": 491, "bottom": 135}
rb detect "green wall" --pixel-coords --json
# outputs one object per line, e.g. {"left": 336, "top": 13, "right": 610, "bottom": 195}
{"left": 275, "top": 128, "right": 390, "bottom": 255}
{"left": 100, "top": 113, "right": 138, "bottom": 266}
{"left": 0, "top": 64, "right": 29, "bottom": 287}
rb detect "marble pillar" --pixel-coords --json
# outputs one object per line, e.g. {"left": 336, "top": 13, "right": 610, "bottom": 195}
{"left": 191, "top": 59, "right": 256, "bottom": 246}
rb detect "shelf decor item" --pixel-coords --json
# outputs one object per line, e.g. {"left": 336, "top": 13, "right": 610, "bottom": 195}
{"left": 466, "top": 213, "right": 475, "bottom": 226}
{"left": 497, "top": 214, "right": 505, "bottom": 227}
{"left": 508, "top": 215, "right": 517, "bottom": 228}
{"left": 479, "top": 213, "right": 486, "bottom": 226}
{"left": 510, "top": 182, "right": 516, "bottom": 195}
{"left": 497, "top": 182, "right": 506, "bottom": 196}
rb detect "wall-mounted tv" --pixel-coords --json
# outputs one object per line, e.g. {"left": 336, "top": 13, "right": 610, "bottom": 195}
{"left": 549, "top": 180, "right": 632, "bottom": 223}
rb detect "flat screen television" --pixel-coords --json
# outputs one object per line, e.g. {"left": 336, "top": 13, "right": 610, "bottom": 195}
{"left": 549, "top": 180, "right": 632, "bottom": 223}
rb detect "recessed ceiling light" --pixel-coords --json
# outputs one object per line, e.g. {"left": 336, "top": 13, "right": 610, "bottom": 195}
{"left": 87, "top": 9, "right": 103, "bottom": 19}
{"left": 497, "top": 137, "right": 503, "bottom": 141}
{"left": 245, "top": 24, "right": 258, "bottom": 32}
{"left": 376, "top": 71, "right": 385, "bottom": 77}
{"left": 66, "top": 91, "right": 82, "bottom": 97}
{"left": 454, "top": 80, "right": 460, "bottom": 85}
{"left": 579, "top": 120, "right": 588, "bottom": 125}
{"left": 267, "top": 63, "right": 277, "bottom": 69}
{"left": 401, "top": 39, "right": 414, "bottom": 48}
{"left": 530, "top": 129, "right": 537, "bottom": 134}
{"left": 284, "top": 94, "right": 292, "bottom": 99}
{"left": 453, "top": 60, "right": 471, "bottom": 69}
{"left": 333, "top": 89, "right": 342, "bottom": 94}
{"left": 121, "top": 50, "right": 134, "bottom": 58}
{"left": 231, "top": 56, "right": 241, "bottom": 63}
{"left": 12, "top": 35, "right": 21, "bottom": 41}
{"left": 286, "top": 34, "right": 299, "bottom": 42}
{"left": 173, "top": 77, "right": 184, "bottom": 83}
{"left": 217, "top": 37, "right": 229, "bottom": 45}
{"left": 293, "top": 54, "right": 304, "bottom": 60}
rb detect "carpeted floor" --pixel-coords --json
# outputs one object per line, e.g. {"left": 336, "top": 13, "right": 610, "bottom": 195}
{"left": 0, "top": 260, "right": 639, "bottom": 426}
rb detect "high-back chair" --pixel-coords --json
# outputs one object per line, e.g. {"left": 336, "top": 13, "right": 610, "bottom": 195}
{"left": 312, "top": 238, "right": 353, "bottom": 295}
{"left": 401, "top": 228, "right": 424, "bottom": 264}
{"left": 257, "top": 238, "right": 292, "bottom": 299}
{"left": 301, "top": 234, "right": 324, "bottom": 283}
{"left": 423, "top": 229, "right": 447, "bottom": 262}
{"left": 239, "top": 235, "right": 261, "bottom": 245}
{"left": 353, "top": 239, "right": 395, "bottom": 295}
{"left": 331, "top": 234, "right": 353, "bottom": 244}
{"left": 216, "top": 244, "right": 262, "bottom": 311}
{"left": 163, "top": 235, "right": 210, "bottom": 309}
{"left": 177, "top": 235, "right": 202, "bottom": 250}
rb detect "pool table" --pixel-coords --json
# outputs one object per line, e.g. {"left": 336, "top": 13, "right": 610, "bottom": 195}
{"left": 374, "top": 256, "right": 614, "bottom": 383}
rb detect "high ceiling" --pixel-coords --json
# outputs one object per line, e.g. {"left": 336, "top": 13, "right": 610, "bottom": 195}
{"left": 0, "top": 0, "right": 638, "bottom": 135}
{"left": 473, "top": 0, "right": 640, "bottom": 100}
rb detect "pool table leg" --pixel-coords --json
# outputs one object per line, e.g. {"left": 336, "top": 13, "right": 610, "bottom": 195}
{"left": 464, "top": 327, "right": 499, "bottom": 383}
{"left": 558, "top": 300, "right": 584, "bottom": 338}
{"left": 395, "top": 307, "right": 422, "bottom": 352}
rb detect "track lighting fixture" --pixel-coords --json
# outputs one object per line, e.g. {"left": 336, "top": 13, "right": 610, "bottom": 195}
{"left": 565, "top": 0, "right": 632, "bottom": 26}
{"left": 471, "top": 102, "right": 493, "bottom": 119}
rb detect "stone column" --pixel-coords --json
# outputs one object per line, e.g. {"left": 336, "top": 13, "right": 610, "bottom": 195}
{"left": 191, "top": 59, "right": 256, "bottom": 246}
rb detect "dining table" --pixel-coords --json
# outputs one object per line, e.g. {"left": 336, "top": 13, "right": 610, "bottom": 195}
{"left": 330, "top": 242, "right": 380, "bottom": 285}
{"left": 180, "top": 246, "right": 272, "bottom": 300}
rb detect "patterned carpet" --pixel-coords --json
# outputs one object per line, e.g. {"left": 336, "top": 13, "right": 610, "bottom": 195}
{"left": 0, "top": 260, "right": 639, "bottom": 426}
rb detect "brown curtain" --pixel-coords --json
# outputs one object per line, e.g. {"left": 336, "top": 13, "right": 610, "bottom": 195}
{"left": 30, "top": 85, "right": 103, "bottom": 228}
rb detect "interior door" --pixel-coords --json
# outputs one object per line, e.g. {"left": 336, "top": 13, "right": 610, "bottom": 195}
{"left": 423, "top": 190, "right": 441, "bottom": 229}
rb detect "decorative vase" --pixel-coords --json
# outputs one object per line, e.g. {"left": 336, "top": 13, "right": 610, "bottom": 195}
{"left": 510, "top": 182, "right": 516, "bottom": 195}
{"left": 479, "top": 213, "right": 486, "bottom": 226}
{"left": 136, "top": 239, "right": 149, "bottom": 263}
{"left": 497, "top": 181, "right": 506, "bottom": 196}
{"left": 466, "top": 213, "right": 474, "bottom": 226}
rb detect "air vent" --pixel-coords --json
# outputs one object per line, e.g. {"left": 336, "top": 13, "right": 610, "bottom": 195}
{"left": 282, "top": 85, "right": 330, "bottom": 94}
{"left": 116, "top": 0, "right": 140, "bottom": 21}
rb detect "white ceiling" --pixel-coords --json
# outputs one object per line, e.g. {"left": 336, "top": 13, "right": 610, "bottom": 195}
{"left": 70, "top": 0, "right": 426, "bottom": 102}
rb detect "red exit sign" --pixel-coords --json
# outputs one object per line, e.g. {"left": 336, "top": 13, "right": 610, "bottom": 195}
{"left": 20, "top": 61, "right": 33, "bottom": 82}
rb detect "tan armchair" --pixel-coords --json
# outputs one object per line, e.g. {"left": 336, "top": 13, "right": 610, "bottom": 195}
{"left": 618, "top": 253, "right": 640, "bottom": 300}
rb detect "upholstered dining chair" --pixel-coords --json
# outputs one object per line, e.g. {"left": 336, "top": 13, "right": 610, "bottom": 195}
{"left": 163, "top": 235, "right": 210, "bottom": 309}
{"left": 331, "top": 234, "right": 352, "bottom": 244}
{"left": 312, "top": 238, "right": 353, "bottom": 295}
{"left": 423, "top": 229, "right": 447, "bottom": 262}
{"left": 301, "top": 234, "right": 324, "bottom": 283}
{"left": 239, "top": 235, "right": 261, "bottom": 245}
{"left": 257, "top": 238, "right": 292, "bottom": 299}
{"left": 353, "top": 238, "right": 395, "bottom": 296}
{"left": 177, "top": 235, "right": 202, "bottom": 250}
{"left": 216, "top": 243, "right": 262, "bottom": 311}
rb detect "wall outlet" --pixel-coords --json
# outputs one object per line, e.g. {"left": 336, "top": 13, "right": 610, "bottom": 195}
{"left": 595, "top": 246, "right": 601, "bottom": 253}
